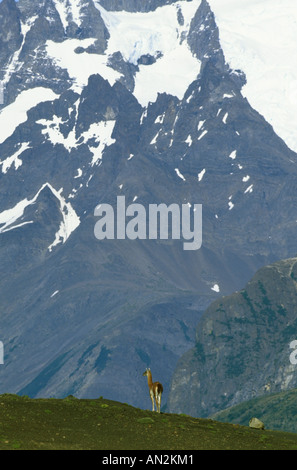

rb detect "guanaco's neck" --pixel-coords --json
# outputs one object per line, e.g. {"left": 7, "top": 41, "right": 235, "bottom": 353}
{"left": 146, "top": 371, "right": 153, "bottom": 388}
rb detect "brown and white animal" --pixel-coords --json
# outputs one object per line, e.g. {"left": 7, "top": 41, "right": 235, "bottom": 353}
{"left": 143, "top": 368, "right": 163, "bottom": 413}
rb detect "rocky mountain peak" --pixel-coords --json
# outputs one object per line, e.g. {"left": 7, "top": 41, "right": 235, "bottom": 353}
{"left": 0, "top": 0, "right": 297, "bottom": 412}
{"left": 97, "top": 0, "right": 183, "bottom": 13}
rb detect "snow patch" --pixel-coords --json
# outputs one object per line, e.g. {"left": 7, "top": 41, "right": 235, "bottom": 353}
{"left": 51, "top": 290, "right": 59, "bottom": 298}
{"left": 155, "top": 114, "right": 165, "bottom": 124}
{"left": 37, "top": 116, "right": 116, "bottom": 162}
{"left": 0, "top": 88, "right": 59, "bottom": 145}
{"left": 185, "top": 135, "right": 192, "bottom": 146}
{"left": 140, "top": 109, "right": 147, "bottom": 125}
{"left": 74, "top": 168, "right": 83, "bottom": 179}
{"left": 222, "top": 112, "right": 228, "bottom": 124}
{"left": 198, "top": 130, "right": 208, "bottom": 140}
{"left": 198, "top": 120, "right": 205, "bottom": 131}
{"left": 211, "top": 284, "right": 220, "bottom": 293}
{"left": 81, "top": 121, "right": 116, "bottom": 166}
{"left": 1, "top": 221, "right": 34, "bottom": 234}
{"left": 47, "top": 184, "right": 80, "bottom": 251}
{"left": 175, "top": 168, "right": 186, "bottom": 181}
{"left": 198, "top": 168, "right": 206, "bottom": 181}
{"left": 46, "top": 38, "right": 122, "bottom": 93}
{"left": 53, "top": 0, "right": 84, "bottom": 30}
{"left": 244, "top": 184, "right": 254, "bottom": 194}
{"left": 150, "top": 131, "right": 160, "bottom": 145}
{"left": 37, "top": 115, "right": 77, "bottom": 151}
{"left": 0, "top": 183, "right": 80, "bottom": 246}
{"left": 186, "top": 92, "right": 194, "bottom": 103}
{"left": 0, "top": 142, "right": 31, "bottom": 174}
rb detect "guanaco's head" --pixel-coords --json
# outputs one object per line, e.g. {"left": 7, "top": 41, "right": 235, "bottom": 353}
{"left": 143, "top": 368, "right": 150, "bottom": 377}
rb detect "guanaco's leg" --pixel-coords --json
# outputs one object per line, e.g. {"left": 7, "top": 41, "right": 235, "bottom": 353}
{"left": 156, "top": 392, "right": 161, "bottom": 413}
{"left": 150, "top": 390, "right": 155, "bottom": 412}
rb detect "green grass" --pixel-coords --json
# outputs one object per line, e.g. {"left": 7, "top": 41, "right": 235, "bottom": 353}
{"left": 1, "top": 394, "right": 297, "bottom": 450}
{"left": 212, "top": 388, "right": 297, "bottom": 434}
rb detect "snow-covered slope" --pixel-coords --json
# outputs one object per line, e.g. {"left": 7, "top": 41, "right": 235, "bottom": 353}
{"left": 45, "top": 38, "right": 122, "bottom": 93}
{"left": 94, "top": 0, "right": 202, "bottom": 105}
{"left": 53, "top": 0, "right": 85, "bottom": 30}
{"left": 43, "top": 1, "right": 203, "bottom": 105}
{"left": 209, "top": 0, "right": 297, "bottom": 153}
{"left": 0, "top": 88, "right": 59, "bottom": 144}
{"left": 0, "top": 182, "right": 80, "bottom": 250}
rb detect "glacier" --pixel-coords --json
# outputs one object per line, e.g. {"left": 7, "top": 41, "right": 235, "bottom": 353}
{"left": 209, "top": 0, "right": 297, "bottom": 153}
{"left": 94, "top": 0, "right": 202, "bottom": 105}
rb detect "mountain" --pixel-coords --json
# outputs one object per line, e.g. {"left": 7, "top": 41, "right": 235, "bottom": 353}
{"left": 167, "top": 257, "right": 297, "bottom": 417}
{"left": 1, "top": 0, "right": 297, "bottom": 410}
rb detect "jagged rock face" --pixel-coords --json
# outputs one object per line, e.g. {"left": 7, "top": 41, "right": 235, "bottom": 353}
{"left": 98, "top": 0, "right": 181, "bottom": 12}
{"left": 0, "top": 0, "right": 297, "bottom": 410}
{"left": 0, "top": 0, "right": 22, "bottom": 65}
{"left": 167, "top": 258, "right": 297, "bottom": 417}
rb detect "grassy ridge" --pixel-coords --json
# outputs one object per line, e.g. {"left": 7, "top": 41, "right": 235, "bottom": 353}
{"left": 1, "top": 394, "right": 297, "bottom": 450}
{"left": 212, "top": 388, "right": 297, "bottom": 434}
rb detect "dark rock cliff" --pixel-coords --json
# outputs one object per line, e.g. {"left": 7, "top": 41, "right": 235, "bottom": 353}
{"left": 168, "top": 257, "right": 297, "bottom": 417}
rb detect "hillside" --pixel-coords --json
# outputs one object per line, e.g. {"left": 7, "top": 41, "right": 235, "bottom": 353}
{"left": 1, "top": 394, "right": 297, "bottom": 450}
{"left": 212, "top": 387, "right": 297, "bottom": 434}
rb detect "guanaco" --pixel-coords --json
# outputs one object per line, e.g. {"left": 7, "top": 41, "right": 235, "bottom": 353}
{"left": 143, "top": 368, "right": 163, "bottom": 413}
